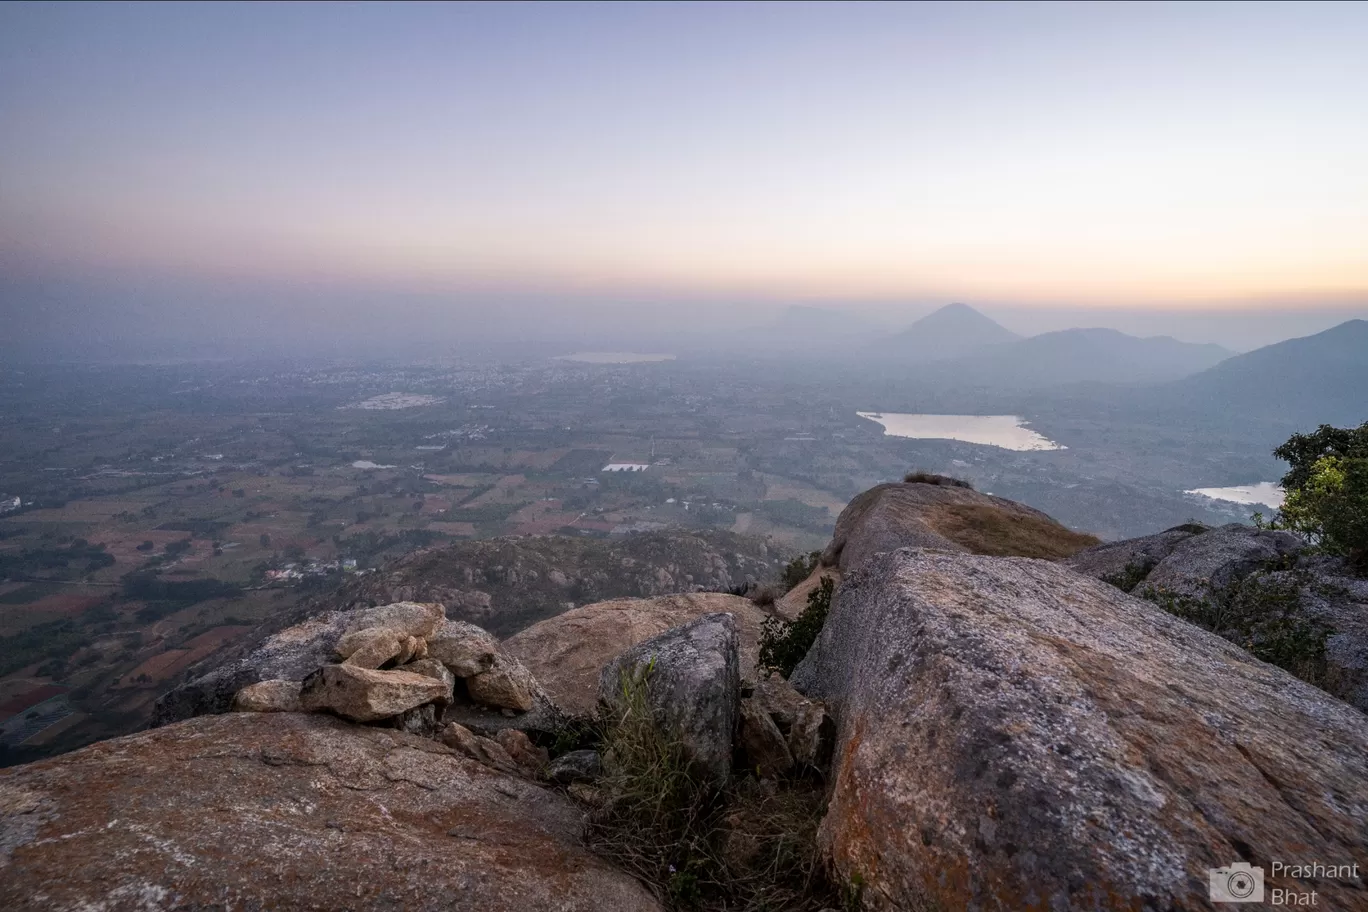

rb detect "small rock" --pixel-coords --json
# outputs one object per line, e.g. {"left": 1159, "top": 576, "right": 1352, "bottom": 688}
{"left": 231, "top": 679, "right": 302, "bottom": 713}
{"left": 467, "top": 656, "right": 539, "bottom": 712}
{"left": 566, "top": 782, "right": 602, "bottom": 806}
{"left": 299, "top": 664, "right": 450, "bottom": 723}
{"left": 440, "top": 722, "right": 519, "bottom": 774}
{"left": 546, "top": 750, "right": 603, "bottom": 785}
{"left": 427, "top": 620, "right": 499, "bottom": 677}
{"left": 786, "top": 701, "right": 834, "bottom": 770}
{"left": 336, "top": 626, "right": 408, "bottom": 669}
{"left": 737, "top": 697, "right": 793, "bottom": 778}
{"left": 752, "top": 673, "right": 805, "bottom": 731}
{"left": 495, "top": 729, "right": 550, "bottom": 776}
{"left": 390, "top": 702, "right": 440, "bottom": 736}
{"left": 400, "top": 658, "right": 456, "bottom": 704}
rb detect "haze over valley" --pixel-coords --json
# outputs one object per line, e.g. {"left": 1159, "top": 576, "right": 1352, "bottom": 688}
{"left": 2, "top": 4, "right": 1367, "bottom": 910}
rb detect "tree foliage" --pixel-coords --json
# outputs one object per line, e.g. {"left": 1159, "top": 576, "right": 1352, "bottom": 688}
{"left": 1272, "top": 422, "right": 1368, "bottom": 570}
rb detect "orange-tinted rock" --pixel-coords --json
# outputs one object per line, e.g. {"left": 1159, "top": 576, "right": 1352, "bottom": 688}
{"left": 794, "top": 548, "right": 1368, "bottom": 911}
{"left": 0, "top": 713, "right": 660, "bottom": 911}
{"left": 504, "top": 593, "right": 767, "bottom": 717}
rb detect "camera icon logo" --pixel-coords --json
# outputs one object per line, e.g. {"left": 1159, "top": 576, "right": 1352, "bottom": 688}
{"left": 1208, "top": 862, "right": 1265, "bottom": 903}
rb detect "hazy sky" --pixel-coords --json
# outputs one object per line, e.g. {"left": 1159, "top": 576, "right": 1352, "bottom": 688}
{"left": 3, "top": 1, "right": 1367, "bottom": 356}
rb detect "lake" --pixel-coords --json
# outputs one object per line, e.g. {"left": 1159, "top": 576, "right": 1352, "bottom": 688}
{"left": 554, "top": 352, "right": 676, "bottom": 364}
{"left": 1185, "top": 482, "right": 1285, "bottom": 509}
{"left": 856, "top": 413, "right": 1064, "bottom": 451}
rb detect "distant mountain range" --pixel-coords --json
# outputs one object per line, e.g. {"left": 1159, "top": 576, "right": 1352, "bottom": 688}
{"left": 1164, "top": 319, "right": 1368, "bottom": 426}
{"left": 874, "top": 304, "right": 1232, "bottom": 387}
{"left": 944, "top": 326, "right": 1233, "bottom": 387}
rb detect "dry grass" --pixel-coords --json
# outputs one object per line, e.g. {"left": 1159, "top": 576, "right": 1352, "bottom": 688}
{"left": 903, "top": 471, "right": 973, "bottom": 488}
{"left": 926, "top": 503, "right": 1099, "bottom": 560}
{"left": 585, "top": 664, "right": 850, "bottom": 911}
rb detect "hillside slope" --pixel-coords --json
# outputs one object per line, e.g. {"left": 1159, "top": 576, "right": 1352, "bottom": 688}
{"left": 1163, "top": 318, "right": 1368, "bottom": 425}
{"left": 936, "top": 327, "right": 1231, "bottom": 387}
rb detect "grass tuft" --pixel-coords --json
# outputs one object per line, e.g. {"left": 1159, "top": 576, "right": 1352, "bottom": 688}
{"left": 586, "top": 662, "right": 847, "bottom": 911}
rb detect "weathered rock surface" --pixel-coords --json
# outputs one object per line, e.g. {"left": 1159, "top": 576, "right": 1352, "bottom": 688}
{"left": 1062, "top": 525, "right": 1206, "bottom": 582}
{"left": 598, "top": 612, "right": 741, "bottom": 785}
{"left": 1291, "top": 556, "right": 1368, "bottom": 711}
{"left": 153, "top": 601, "right": 447, "bottom": 725}
{"left": 821, "top": 481, "right": 1097, "bottom": 573}
{"left": 401, "top": 657, "right": 457, "bottom": 703}
{"left": 466, "top": 655, "right": 539, "bottom": 712}
{"left": 427, "top": 619, "right": 499, "bottom": 677}
{"left": 504, "top": 593, "right": 767, "bottom": 717}
{"left": 547, "top": 749, "right": 603, "bottom": 785}
{"left": 1068, "top": 524, "right": 1368, "bottom": 712}
{"left": 753, "top": 673, "right": 832, "bottom": 769}
{"left": 299, "top": 664, "right": 450, "bottom": 723}
{"left": 1139, "top": 523, "right": 1303, "bottom": 598}
{"left": 737, "top": 697, "right": 793, "bottom": 778}
{"left": 337, "top": 625, "right": 422, "bottom": 669}
{"left": 794, "top": 547, "right": 1368, "bottom": 911}
{"left": 0, "top": 713, "right": 661, "bottom": 911}
{"left": 230, "top": 678, "right": 302, "bottom": 713}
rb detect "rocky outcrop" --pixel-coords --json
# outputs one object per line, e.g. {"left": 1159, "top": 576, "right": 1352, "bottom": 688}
{"left": 1067, "top": 524, "right": 1368, "bottom": 712}
{"left": 504, "top": 593, "right": 768, "bottom": 717}
{"left": 153, "top": 601, "right": 445, "bottom": 725}
{"left": 598, "top": 612, "right": 741, "bottom": 785}
{"left": 1062, "top": 524, "right": 1206, "bottom": 581}
{"left": 318, "top": 530, "right": 781, "bottom": 637}
{"left": 821, "top": 481, "right": 1097, "bottom": 573}
{"left": 0, "top": 713, "right": 660, "bottom": 911}
{"left": 793, "top": 547, "right": 1368, "bottom": 911}
{"left": 1140, "top": 523, "right": 1302, "bottom": 597}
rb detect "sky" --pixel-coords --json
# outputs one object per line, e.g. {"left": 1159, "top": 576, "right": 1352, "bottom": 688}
{"left": 2, "top": 1, "right": 1367, "bottom": 358}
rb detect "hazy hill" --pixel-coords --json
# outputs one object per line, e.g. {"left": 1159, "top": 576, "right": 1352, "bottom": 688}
{"left": 873, "top": 302, "right": 1020, "bottom": 362}
{"left": 1164, "top": 318, "right": 1368, "bottom": 426}
{"left": 929, "top": 327, "right": 1232, "bottom": 388}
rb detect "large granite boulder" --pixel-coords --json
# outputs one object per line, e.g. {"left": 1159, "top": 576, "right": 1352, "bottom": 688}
{"left": 598, "top": 612, "right": 741, "bottom": 786}
{"left": 0, "top": 713, "right": 660, "bottom": 911}
{"left": 504, "top": 593, "right": 767, "bottom": 717}
{"left": 153, "top": 601, "right": 446, "bottom": 725}
{"left": 821, "top": 481, "right": 1096, "bottom": 572}
{"left": 793, "top": 548, "right": 1368, "bottom": 911}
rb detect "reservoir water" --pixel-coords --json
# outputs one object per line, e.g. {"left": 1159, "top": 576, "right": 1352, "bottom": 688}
{"left": 857, "top": 413, "right": 1064, "bottom": 451}
{"left": 1185, "top": 482, "right": 1284, "bottom": 509}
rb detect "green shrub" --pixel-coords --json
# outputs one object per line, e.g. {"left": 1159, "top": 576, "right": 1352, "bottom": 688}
{"left": 1101, "top": 559, "right": 1155, "bottom": 594}
{"left": 1271, "top": 422, "right": 1368, "bottom": 571}
{"left": 1139, "top": 563, "right": 1336, "bottom": 691}
{"left": 758, "top": 576, "right": 834, "bottom": 677}
{"left": 779, "top": 551, "right": 820, "bottom": 592}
